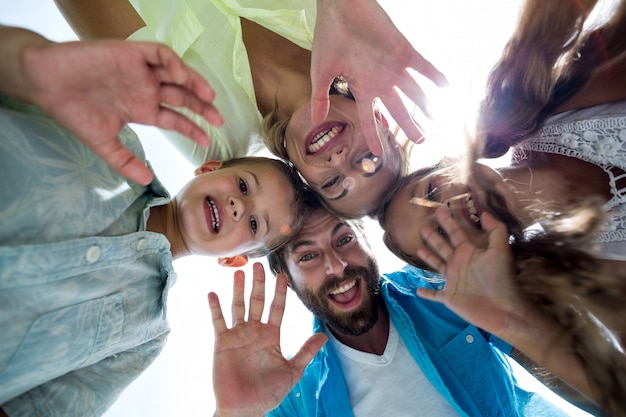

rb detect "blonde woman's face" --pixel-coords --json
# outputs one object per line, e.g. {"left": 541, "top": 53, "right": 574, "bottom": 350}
{"left": 283, "top": 95, "right": 400, "bottom": 217}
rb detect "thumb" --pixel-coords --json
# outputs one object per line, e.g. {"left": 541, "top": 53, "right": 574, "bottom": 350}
{"left": 416, "top": 287, "right": 445, "bottom": 304}
{"left": 482, "top": 212, "right": 509, "bottom": 252}
{"left": 91, "top": 139, "right": 153, "bottom": 185}
{"left": 309, "top": 59, "right": 335, "bottom": 124}
{"left": 310, "top": 76, "right": 332, "bottom": 124}
{"left": 290, "top": 333, "right": 328, "bottom": 374}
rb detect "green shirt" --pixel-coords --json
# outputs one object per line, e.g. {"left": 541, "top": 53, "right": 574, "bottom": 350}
{"left": 129, "top": 0, "right": 316, "bottom": 164}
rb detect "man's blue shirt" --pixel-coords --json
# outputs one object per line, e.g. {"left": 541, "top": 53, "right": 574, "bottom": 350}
{"left": 270, "top": 265, "right": 567, "bottom": 417}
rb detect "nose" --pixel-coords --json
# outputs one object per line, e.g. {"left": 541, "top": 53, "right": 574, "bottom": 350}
{"left": 326, "top": 145, "right": 348, "bottom": 167}
{"left": 227, "top": 196, "right": 248, "bottom": 221}
{"left": 325, "top": 250, "right": 348, "bottom": 277}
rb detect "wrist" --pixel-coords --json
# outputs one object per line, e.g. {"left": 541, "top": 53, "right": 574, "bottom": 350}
{"left": 215, "top": 406, "right": 265, "bottom": 417}
{"left": 0, "top": 26, "right": 52, "bottom": 103}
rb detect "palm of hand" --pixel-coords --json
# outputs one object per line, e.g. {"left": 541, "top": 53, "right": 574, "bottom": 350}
{"left": 311, "top": 1, "right": 448, "bottom": 153}
{"left": 22, "top": 39, "right": 220, "bottom": 184}
{"left": 417, "top": 210, "right": 521, "bottom": 335}
{"left": 213, "top": 320, "right": 297, "bottom": 415}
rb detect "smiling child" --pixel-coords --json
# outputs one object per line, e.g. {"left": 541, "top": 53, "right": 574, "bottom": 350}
{"left": 0, "top": 27, "right": 307, "bottom": 416}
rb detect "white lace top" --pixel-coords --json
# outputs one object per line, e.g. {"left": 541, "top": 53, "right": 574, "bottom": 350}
{"left": 511, "top": 100, "right": 626, "bottom": 261}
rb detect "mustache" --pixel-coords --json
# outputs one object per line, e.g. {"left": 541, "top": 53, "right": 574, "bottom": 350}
{"left": 321, "top": 264, "right": 380, "bottom": 296}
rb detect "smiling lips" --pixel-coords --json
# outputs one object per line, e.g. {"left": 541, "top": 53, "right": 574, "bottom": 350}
{"left": 462, "top": 191, "right": 482, "bottom": 230}
{"left": 307, "top": 123, "right": 345, "bottom": 154}
{"left": 205, "top": 197, "right": 221, "bottom": 234}
{"left": 328, "top": 279, "right": 359, "bottom": 305}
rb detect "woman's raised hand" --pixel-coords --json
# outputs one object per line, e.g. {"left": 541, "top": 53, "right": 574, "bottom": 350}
{"left": 310, "top": 0, "right": 448, "bottom": 155}
{"left": 4, "top": 27, "right": 223, "bottom": 185}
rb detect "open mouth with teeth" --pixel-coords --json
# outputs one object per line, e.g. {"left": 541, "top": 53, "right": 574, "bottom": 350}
{"left": 205, "top": 197, "right": 221, "bottom": 233}
{"left": 307, "top": 124, "right": 345, "bottom": 154}
{"left": 463, "top": 190, "right": 482, "bottom": 230}
{"left": 328, "top": 279, "right": 361, "bottom": 308}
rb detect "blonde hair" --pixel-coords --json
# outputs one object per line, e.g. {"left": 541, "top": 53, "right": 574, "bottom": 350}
{"left": 261, "top": 81, "right": 414, "bottom": 219}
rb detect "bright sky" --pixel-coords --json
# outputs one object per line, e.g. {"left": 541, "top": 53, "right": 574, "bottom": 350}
{"left": 2, "top": 1, "right": 590, "bottom": 416}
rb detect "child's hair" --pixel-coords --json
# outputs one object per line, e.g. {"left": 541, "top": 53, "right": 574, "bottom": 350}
{"left": 220, "top": 156, "right": 309, "bottom": 258}
{"left": 267, "top": 190, "right": 323, "bottom": 281}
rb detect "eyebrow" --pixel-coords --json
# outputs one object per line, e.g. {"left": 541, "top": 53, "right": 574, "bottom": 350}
{"left": 289, "top": 221, "right": 348, "bottom": 253}
{"left": 327, "top": 158, "right": 386, "bottom": 201}
{"left": 247, "top": 170, "right": 270, "bottom": 236}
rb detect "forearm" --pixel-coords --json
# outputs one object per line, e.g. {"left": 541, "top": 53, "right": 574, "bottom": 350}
{"left": 510, "top": 349, "right": 602, "bottom": 415}
{"left": 54, "top": 0, "right": 144, "bottom": 39}
{"left": 0, "top": 26, "right": 51, "bottom": 102}
{"left": 496, "top": 305, "right": 598, "bottom": 404}
{"left": 213, "top": 410, "right": 265, "bottom": 417}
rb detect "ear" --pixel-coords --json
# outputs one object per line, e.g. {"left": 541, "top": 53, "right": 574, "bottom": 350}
{"left": 217, "top": 255, "right": 248, "bottom": 268}
{"left": 194, "top": 160, "right": 223, "bottom": 176}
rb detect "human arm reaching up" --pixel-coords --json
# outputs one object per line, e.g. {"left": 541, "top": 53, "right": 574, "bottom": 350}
{"left": 415, "top": 209, "right": 599, "bottom": 408}
{"left": 208, "top": 263, "right": 327, "bottom": 417}
{"left": 311, "top": 0, "right": 448, "bottom": 155}
{"left": 0, "top": 25, "right": 223, "bottom": 184}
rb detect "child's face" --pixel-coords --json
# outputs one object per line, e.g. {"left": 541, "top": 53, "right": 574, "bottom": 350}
{"left": 175, "top": 161, "right": 295, "bottom": 257}
{"left": 385, "top": 166, "right": 491, "bottom": 258}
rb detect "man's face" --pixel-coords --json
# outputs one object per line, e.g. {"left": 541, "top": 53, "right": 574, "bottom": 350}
{"left": 284, "top": 209, "right": 381, "bottom": 336}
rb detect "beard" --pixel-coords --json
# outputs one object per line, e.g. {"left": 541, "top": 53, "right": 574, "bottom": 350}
{"left": 291, "top": 258, "right": 382, "bottom": 336}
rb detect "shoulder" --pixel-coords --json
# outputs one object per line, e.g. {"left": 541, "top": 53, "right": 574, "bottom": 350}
{"left": 383, "top": 265, "right": 444, "bottom": 291}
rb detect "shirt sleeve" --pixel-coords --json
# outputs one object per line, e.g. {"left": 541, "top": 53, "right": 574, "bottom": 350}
{"left": 2, "top": 335, "right": 166, "bottom": 417}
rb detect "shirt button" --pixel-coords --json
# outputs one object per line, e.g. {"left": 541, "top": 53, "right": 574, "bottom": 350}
{"left": 85, "top": 245, "right": 101, "bottom": 263}
{"left": 136, "top": 238, "right": 147, "bottom": 251}
{"left": 465, "top": 334, "right": 474, "bottom": 344}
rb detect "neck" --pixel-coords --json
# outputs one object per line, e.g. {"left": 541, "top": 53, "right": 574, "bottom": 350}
{"left": 146, "top": 199, "right": 189, "bottom": 259}
{"left": 241, "top": 18, "right": 311, "bottom": 117}
{"left": 330, "top": 305, "right": 390, "bottom": 355}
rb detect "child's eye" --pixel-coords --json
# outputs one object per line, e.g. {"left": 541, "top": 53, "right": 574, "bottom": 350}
{"left": 249, "top": 216, "right": 257, "bottom": 234}
{"left": 322, "top": 176, "right": 340, "bottom": 189}
{"left": 239, "top": 178, "right": 248, "bottom": 195}
{"left": 427, "top": 182, "right": 437, "bottom": 202}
